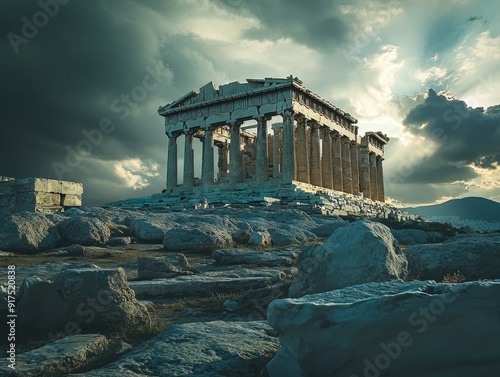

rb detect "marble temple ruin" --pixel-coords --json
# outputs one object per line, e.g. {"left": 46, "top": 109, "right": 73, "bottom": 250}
{"left": 160, "top": 76, "right": 387, "bottom": 200}
{"left": 112, "top": 76, "right": 415, "bottom": 220}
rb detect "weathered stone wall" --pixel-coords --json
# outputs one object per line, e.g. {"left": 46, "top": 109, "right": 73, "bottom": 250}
{"left": 108, "top": 181, "right": 419, "bottom": 221}
{"left": 0, "top": 177, "right": 83, "bottom": 216}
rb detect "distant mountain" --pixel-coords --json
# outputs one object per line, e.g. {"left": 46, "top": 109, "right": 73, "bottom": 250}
{"left": 404, "top": 197, "right": 500, "bottom": 223}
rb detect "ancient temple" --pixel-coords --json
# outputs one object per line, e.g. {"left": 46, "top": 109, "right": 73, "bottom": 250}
{"left": 158, "top": 76, "right": 388, "bottom": 202}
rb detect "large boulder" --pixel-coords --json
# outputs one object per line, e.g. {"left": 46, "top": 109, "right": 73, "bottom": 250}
{"left": 17, "top": 268, "right": 150, "bottom": 336}
{"left": 57, "top": 216, "right": 111, "bottom": 246}
{"left": 266, "top": 280, "right": 500, "bottom": 377}
{"left": 163, "top": 225, "right": 234, "bottom": 253}
{"left": 404, "top": 233, "right": 500, "bottom": 281}
{"left": 137, "top": 254, "right": 190, "bottom": 279}
{"left": 0, "top": 212, "right": 60, "bottom": 251}
{"left": 129, "top": 218, "right": 174, "bottom": 243}
{"left": 288, "top": 220, "right": 408, "bottom": 297}
{"left": 72, "top": 321, "right": 279, "bottom": 377}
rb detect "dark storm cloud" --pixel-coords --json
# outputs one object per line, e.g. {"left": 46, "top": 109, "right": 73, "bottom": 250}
{"left": 0, "top": 0, "right": 181, "bottom": 204}
{"left": 404, "top": 90, "right": 500, "bottom": 164}
{"left": 217, "top": 0, "right": 354, "bottom": 50}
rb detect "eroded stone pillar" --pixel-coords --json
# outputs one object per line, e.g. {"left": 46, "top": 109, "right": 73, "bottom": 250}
{"left": 370, "top": 153, "right": 379, "bottom": 201}
{"left": 166, "top": 133, "right": 178, "bottom": 191}
{"left": 377, "top": 156, "right": 385, "bottom": 202}
{"left": 272, "top": 127, "right": 281, "bottom": 176}
{"left": 256, "top": 117, "right": 269, "bottom": 184}
{"left": 341, "top": 137, "right": 353, "bottom": 194}
{"left": 309, "top": 123, "right": 322, "bottom": 187}
{"left": 296, "top": 118, "right": 310, "bottom": 183}
{"left": 217, "top": 142, "right": 229, "bottom": 183}
{"left": 183, "top": 131, "right": 194, "bottom": 189}
{"left": 202, "top": 127, "right": 214, "bottom": 186}
{"left": 282, "top": 109, "right": 295, "bottom": 182}
{"left": 229, "top": 121, "right": 242, "bottom": 185}
{"left": 332, "top": 133, "right": 343, "bottom": 191}
{"left": 360, "top": 147, "right": 371, "bottom": 199}
{"left": 321, "top": 128, "right": 333, "bottom": 189}
{"left": 350, "top": 141, "right": 360, "bottom": 195}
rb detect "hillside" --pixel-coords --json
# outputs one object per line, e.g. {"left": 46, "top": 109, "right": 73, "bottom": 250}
{"left": 404, "top": 197, "right": 500, "bottom": 223}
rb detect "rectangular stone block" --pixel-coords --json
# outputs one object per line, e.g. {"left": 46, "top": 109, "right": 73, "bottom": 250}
{"left": 33, "top": 178, "right": 49, "bottom": 192}
{"left": 61, "top": 194, "right": 82, "bottom": 207}
{"left": 47, "top": 179, "right": 62, "bottom": 193}
{"left": 35, "top": 193, "right": 61, "bottom": 206}
{"left": 61, "top": 181, "right": 83, "bottom": 195}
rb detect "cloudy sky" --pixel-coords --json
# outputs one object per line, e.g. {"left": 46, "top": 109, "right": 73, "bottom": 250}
{"left": 1, "top": 0, "right": 499, "bottom": 207}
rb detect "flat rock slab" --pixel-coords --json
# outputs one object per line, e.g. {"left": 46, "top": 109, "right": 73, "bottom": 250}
{"left": 213, "top": 248, "right": 300, "bottom": 267}
{"left": 71, "top": 321, "right": 279, "bottom": 377}
{"left": 0, "top": 334, "right": 111, "bottom": 376}
{"left": 129, "top": 269, "right": 285, "bottom": 298}
{"left": 404, "top": 233, "right": 500, "bottom": 280}
{"left": 266, "top": 279, "right": 500, "bottom": 377}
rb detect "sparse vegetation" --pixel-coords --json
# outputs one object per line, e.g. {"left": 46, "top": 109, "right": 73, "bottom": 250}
{"left": 442, "top": 271, "right": 467, "bottom": 284}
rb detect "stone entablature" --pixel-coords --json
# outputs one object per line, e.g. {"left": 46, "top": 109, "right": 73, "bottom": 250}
{"left": 159, "top": 76, "right": 389, "bottom": 203}
{"left": 0, "top": 177, "right": 83, "bottom": 216}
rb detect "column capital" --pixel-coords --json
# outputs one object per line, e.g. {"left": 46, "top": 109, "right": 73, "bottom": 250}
{"left": 256, "top": 115, "right": 272, "bottom": 122}
{"left": 166, "top": 130, "right": 180, "bottom": 138}
{"left": 282, "top": 108, "right": 295, "bottom": 118}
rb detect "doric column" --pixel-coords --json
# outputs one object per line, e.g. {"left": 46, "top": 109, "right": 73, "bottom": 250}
{"left": 281, "top": 109, "right": 295, "bottom": 182}
{"left": 341, "top": 137, "right": 353, "bottom": 194}
{"left": 272, "top": 127, "right": 281, "bottom": 176}
{"left": 166, "top": 133, "right": 178, "bottom": 191}
{"left": 256, "top": 116, "right": 269, "bottom": 184}
{"left": 350, "top": 141, "right": 360, "bottom": 195}
{"left": 321, "top": 128, "right": 333, "bottom": 189}
{"left": 217, "top": 142, "right": 229, "bottom": 183}
{"left": 309, "top": 122, "right": 322, "bottom": 187}
{"left": 183, "top": 131, "right": 194, "bottom": 189}
{"left": 229, "top": 121, "right": 242, "bottom": 185}
{"left": 360, "top": 147, "right": 371, "bottom": 199}
{"left": 332, "top": 133, "right": 343, "bottom": 191}
{"left": 377, "top": 156, "right": 385, "bottom": 202}
{"left": 202, "top": 127, "right": 214, "bottom": 186}
{"left": 370, "top": 153, "right": 379, "bottom": 201}
{"left": 296, "top": 117, "right": 310, "bottom": 183}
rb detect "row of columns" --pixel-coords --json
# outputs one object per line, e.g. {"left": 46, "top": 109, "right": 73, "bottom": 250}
{"left": 165, "top": 110, "right": 385, "bottom": 202}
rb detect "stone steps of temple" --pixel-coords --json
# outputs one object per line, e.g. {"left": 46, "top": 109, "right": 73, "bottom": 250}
{"left": 106, "top": 183, "right": 419, "bottom": 222}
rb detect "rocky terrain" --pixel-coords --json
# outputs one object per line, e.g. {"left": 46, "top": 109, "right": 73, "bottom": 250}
{"left": 0, "top": 206, "right": 499, "bottom": 376}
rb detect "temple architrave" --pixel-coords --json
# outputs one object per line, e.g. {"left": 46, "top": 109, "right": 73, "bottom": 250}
{"left": 158, "top": 76, "right": 388, "bottom": 202}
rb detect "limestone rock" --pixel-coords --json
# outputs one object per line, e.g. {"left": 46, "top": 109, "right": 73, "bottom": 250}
{"left": 163, "top": 225, "right": 234, "bottom": 253}
{"left": 0, "top": 212, "right": 60, "bottom": 251}
{"left": 17, "top": 268, "right": 150, "bottom": 335}
{"left": 71, "top": 321, "right": 279, "bottom": 377}
{"left": 213, "top": 248, "right": 299, "bottom": 267}
{"left": 137, "top": 253, "right": 189, "bottom": 279}
{"left": 392, "top": 228, "right": 431, "bottom": 245}
{"left": 0, "top": 334, "right": 114, "bottom": 377}
{"left": 130, "top": 268, "right": 284, "bottom": 298}
{"left": 266, "top": 280, "right": 500, "bottom": 377}
{"left": 107, "top": 236, "right": 132, "bottom": 246}
{"left": 288, "top": 220, "right": 408, "bottom": 297}
{"left": 248, "top": 230, "right": 272, "bottom": 247}
{"left": 309, "top": 215, "right": 347, "bottom": 237}
{"left": 404, "top": 233, "right": 500, "bottom": 281}
{"left": 58, "top": 216, "right": 111, "bottom": 246}
{"left": 268, "top": 226, "right": 318, "bottom": 246}
{"left": 129, "top": 218, "right": 174, "bottom": 243}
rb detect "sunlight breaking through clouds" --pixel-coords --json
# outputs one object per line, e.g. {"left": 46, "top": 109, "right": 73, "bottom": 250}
{"left": 114, "top": 158, "right": 160, "bottom": 190}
